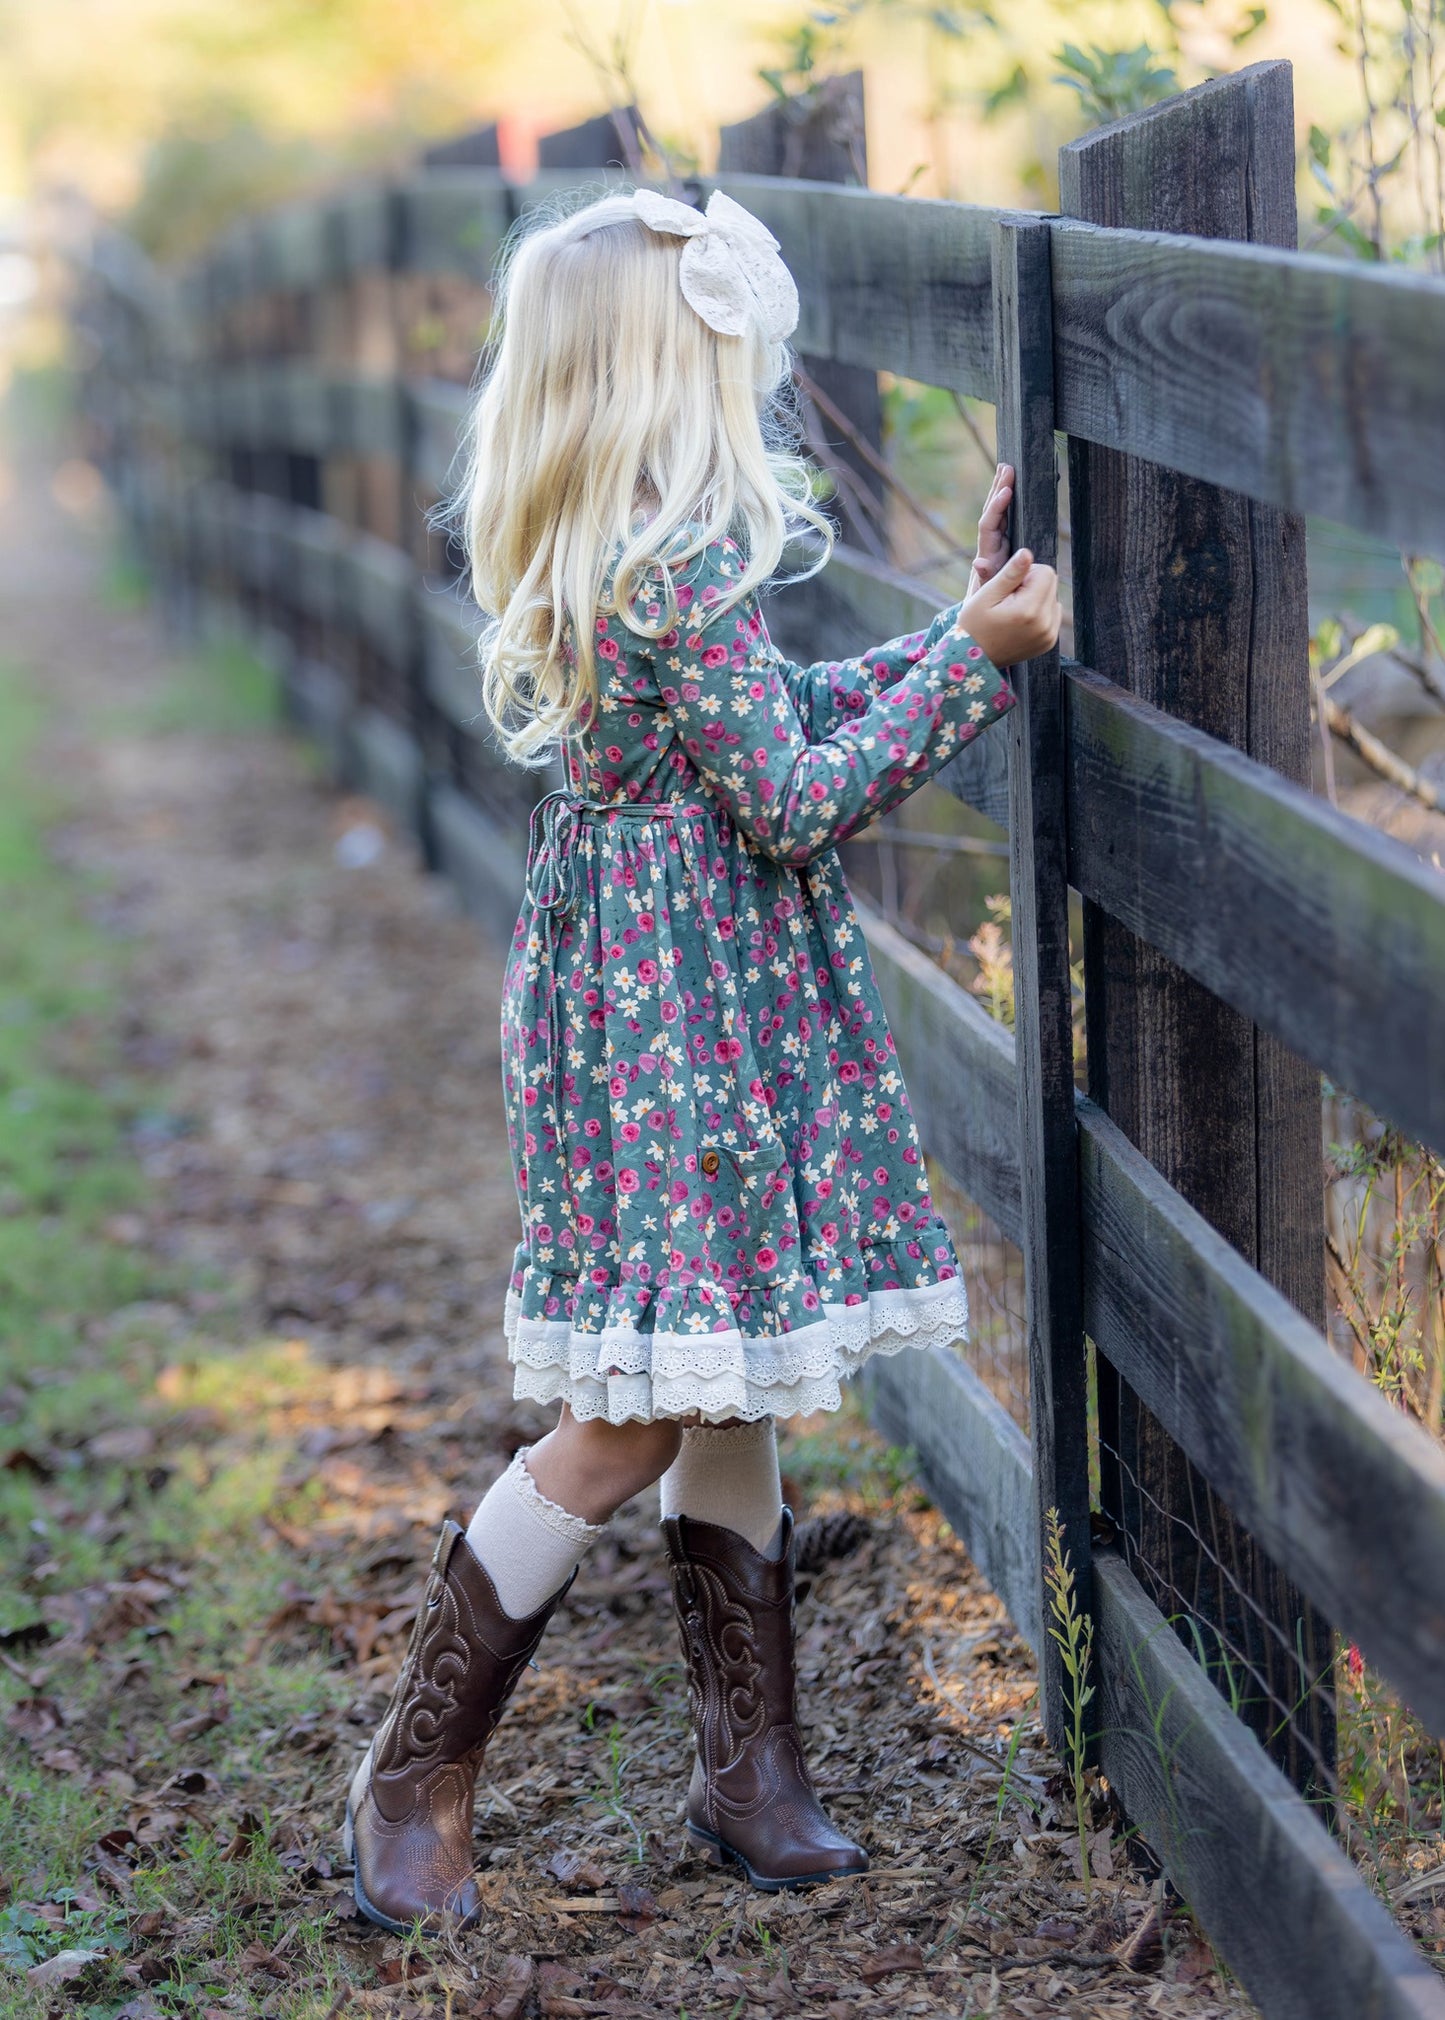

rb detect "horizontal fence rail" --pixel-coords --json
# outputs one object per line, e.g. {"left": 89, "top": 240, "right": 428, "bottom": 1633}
{"left": 169, "top": 167, "right": 1445, "bottom": 561}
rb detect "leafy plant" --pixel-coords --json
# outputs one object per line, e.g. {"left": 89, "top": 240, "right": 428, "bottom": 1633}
{"left": 966, "top": 891, "right": 1014, "bottom": 1028}
{"left": 1325, "top": 1108, "right": 1444, "bottom": 1429}
{"left": 1050, "top": 42, "right": 1179, "bottom": 124}
{"left": 1043, "top": 1506, "right": 1096, "bottom": 1896}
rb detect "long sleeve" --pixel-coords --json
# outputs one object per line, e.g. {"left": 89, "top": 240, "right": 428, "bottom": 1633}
{"left": 645, "top": 533, "right": 1015, "bottom": 865}
{"left": 770, "top": 597, "right": 968, "bottom": 741}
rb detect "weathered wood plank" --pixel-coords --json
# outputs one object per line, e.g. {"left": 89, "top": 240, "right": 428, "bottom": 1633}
{"left": 854, "top": 872, "right": 1445, "bottom": 1732}
{"left": 396, "top": 171, "right": 511, "bottom": 281}
{"left": 854, "top": 902, "right": 1021, "bottom": 1246}
{"left": 1081, "top": 1097, "right": 1445, "bottom": 1737}
{"left": 1051, "top": 222, "right": 1445, "bottom": 565}
{"left": 427, "top": 781, "right": 530, "bottom": 951}
{"left": 705, "top": 174, "right": 1000, "bottom": 398}
{"left": 995, "top": 215, "right": 1090, "bottom": 1750}
{"left": 864, "top": 1345, "right": 1039, "bottom": 1655}
{"left": 1063, "top": 59, "right": 1334, "bottom": 1798}
{"left": 164, "top": 158, "right": 1445, "bottom": 557}
{"left": 1094, "top": 1551, "right": 1445, "bottom": 2020}
{"left": 721, "top": 78, "right": 882, "bottom": 551}
{"left": 1066, "top": 665, "right": 1445, "bottom": 1159}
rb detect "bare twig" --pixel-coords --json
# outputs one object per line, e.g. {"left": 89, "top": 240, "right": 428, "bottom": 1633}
{"left": 1313, "top": 668, "right": 1340, "bottom": 807}
{"left": 797, "top": 397, "right": 889, "bottom": 559}
{"left": 949, "top": 389, "right": 996, "bottom": 468}
{"left": 1319, "top": 691, "right": 1445, "bottom": 814}
{"left": 794, "top": 362, "right": 974, "bottom": 563}
{"left": 852, "top": 822, "right": 1009, "bottom": 859}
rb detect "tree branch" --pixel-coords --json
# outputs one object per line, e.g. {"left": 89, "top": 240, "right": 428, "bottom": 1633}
{"left": 1319, "top": 692, "right": 1445, "bottom": 815}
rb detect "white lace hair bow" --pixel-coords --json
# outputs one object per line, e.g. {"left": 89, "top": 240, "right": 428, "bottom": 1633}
{"left": 622, "top": 187, "right": 799, "bottom": 345}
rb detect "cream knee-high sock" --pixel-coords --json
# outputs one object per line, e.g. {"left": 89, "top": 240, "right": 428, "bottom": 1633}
{"left": 464, "top": 1446, "right": 607, "bottom": 1619}
{"left": 659, "top": 1419, "right": 785, "bottom": 1558}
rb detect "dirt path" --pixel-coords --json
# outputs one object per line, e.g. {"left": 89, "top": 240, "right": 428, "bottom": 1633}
{"left": 0, "top": 454, "right": 1253, "bottom": 2018}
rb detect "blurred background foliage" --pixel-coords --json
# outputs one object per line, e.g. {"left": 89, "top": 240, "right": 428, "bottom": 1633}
{"left": 1, "top": 0, "right": 1434, "bottom": 263}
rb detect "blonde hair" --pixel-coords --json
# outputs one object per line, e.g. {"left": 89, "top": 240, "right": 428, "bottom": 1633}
{"left": 457, "top": 188, "right": 833, "bottom": 766}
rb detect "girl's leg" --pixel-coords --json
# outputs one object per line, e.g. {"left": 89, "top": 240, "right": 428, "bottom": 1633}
{"left": 466, "top": 1406, "right": 681, "bottom": 1618}
{"left": 658, "top": 1416, "right": 784, "bottom": 1556}
{"left": 347, "top": 1407, "right": 681, "bottom": 1933}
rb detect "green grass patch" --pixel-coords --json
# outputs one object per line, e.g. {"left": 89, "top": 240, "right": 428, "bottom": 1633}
{"left": 0, "top": 658, "right": 374, "bottom": 2013}
{"left": 127, "top": 634, "right": 282, "bottom": 738}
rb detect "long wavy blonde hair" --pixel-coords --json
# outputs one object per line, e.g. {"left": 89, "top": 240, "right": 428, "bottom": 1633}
{"left": 459, "top": 188, "right": 833, "bottom": 766}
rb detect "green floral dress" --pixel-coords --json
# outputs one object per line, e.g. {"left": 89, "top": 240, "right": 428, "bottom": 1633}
{"left": 500, "top": 529, "right": 1017, "bottom": 1423}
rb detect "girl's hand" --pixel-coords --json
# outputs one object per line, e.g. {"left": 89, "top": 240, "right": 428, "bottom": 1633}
{"left": 966, "top": 462, "right": 1014, "bottom": 600}
{"left": 954, "top": 545, "right": 1061, "bottom": 669}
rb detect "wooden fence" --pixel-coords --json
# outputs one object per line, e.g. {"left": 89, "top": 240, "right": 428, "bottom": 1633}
{"left": 70, "top": 58, "right": 1445, "bottom": 2020}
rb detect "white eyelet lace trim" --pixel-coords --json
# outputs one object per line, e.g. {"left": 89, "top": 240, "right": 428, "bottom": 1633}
{"left": 502, "top": 1275, "right": 969, "bottom": 1426}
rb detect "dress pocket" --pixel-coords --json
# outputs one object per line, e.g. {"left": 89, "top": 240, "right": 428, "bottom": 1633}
{"left": 693, "top": 1134, "right": 789, "bottom": 1285}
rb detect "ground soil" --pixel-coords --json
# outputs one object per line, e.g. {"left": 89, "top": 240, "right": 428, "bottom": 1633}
{"left": 0, "top": 455, "right": 1259, "bottom": 2018}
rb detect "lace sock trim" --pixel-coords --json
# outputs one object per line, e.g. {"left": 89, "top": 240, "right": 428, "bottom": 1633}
{"left": 508, "top": 1447, "right": 608, "bottom": 1544}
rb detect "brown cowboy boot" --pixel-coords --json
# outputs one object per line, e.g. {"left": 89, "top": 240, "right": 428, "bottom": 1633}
{"left": 343, "top": 1517, "right": 574, "bottom": 1932}
{"left": 662, "top": 1507, "right": 869, "bottom": 1890}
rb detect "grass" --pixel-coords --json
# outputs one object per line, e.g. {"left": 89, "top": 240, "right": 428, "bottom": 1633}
{"left": 0, "top": 654, "right": 374, "bottom": 2015}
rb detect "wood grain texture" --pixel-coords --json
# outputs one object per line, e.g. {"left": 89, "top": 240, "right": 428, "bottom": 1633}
{"left": 1081, "top": 1098, "right": 1445, "bottom": 1736}
{"left": 855, "top": 901, "right": 1022, "bottom": 1247}
{"left": 1063, "top": 61, "right": 1335, "bottom": 1801}
{"left": 1066, "top": 664, "right": 1445, "bottom": 1158}
{"left": 1094, "top": 1552, "right": 1445, "bottom": 2020}
{"left": 169, "top": 157, "right": 1445, "bottom": 555}
{"left": 1051, "top": 221, "right": 1445, "bottom": 563}
{"left": 864, "top": 1345, "right": 1040, "bottom": 1655}
{"left": 995, "top": 215, "right": 1091, "bottom": 1750}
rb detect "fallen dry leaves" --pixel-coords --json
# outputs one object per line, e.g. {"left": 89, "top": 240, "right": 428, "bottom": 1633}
{"left": 0, "top": 473, "right": 1271, "bottom": 2016}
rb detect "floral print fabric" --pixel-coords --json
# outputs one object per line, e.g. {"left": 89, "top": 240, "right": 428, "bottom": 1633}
{"left": 500, "top": 530, "right": 1017, "bottom": 1423}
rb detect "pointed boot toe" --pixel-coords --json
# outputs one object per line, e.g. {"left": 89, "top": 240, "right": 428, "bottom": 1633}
{"left": 344, "top": 1520, "right": 572, "bottom": 1933}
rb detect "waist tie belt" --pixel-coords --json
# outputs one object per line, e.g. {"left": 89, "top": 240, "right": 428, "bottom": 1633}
{"left": 520, "top": 789, "right": 785, "bottom": 1201}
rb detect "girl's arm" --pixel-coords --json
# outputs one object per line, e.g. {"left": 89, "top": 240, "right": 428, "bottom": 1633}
{"left": 649, "top": 538, "right": 1017, "bottom": 866}
{"left": 764, "top": 597, "right": 971, "bottom": 741}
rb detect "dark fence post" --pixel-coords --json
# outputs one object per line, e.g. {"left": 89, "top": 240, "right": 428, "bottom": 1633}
{"left": 1059, "top": 61, "right": 1336, "bottom": 1799}
{"left": 718, "top": 73, "right": 884, "bottom": 553}
{"left": 992, "top": 218, "right": 1091, "bottom": 1754}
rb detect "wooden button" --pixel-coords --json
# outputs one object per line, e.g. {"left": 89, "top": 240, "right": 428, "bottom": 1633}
{"left": 700, "top": 1149, "right": 721, "bottom": 1177}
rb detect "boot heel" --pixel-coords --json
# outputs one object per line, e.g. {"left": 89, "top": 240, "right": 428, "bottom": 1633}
{"left": 687, "top": 1827, "right": 725, "bottom": 1868}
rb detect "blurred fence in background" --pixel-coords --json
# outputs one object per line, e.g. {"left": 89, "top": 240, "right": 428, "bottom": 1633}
{"left": 68, "top": 58, "right": 1445, "bottom": 2019}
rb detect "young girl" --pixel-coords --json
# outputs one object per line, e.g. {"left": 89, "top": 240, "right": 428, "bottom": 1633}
{"left": 343, "top": 186, "right": 1060, "bottom": 1933}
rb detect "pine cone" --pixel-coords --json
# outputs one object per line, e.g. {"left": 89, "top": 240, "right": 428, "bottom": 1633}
{"left": 793, "top": 1510, "right": 872, "bottom": 1576}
